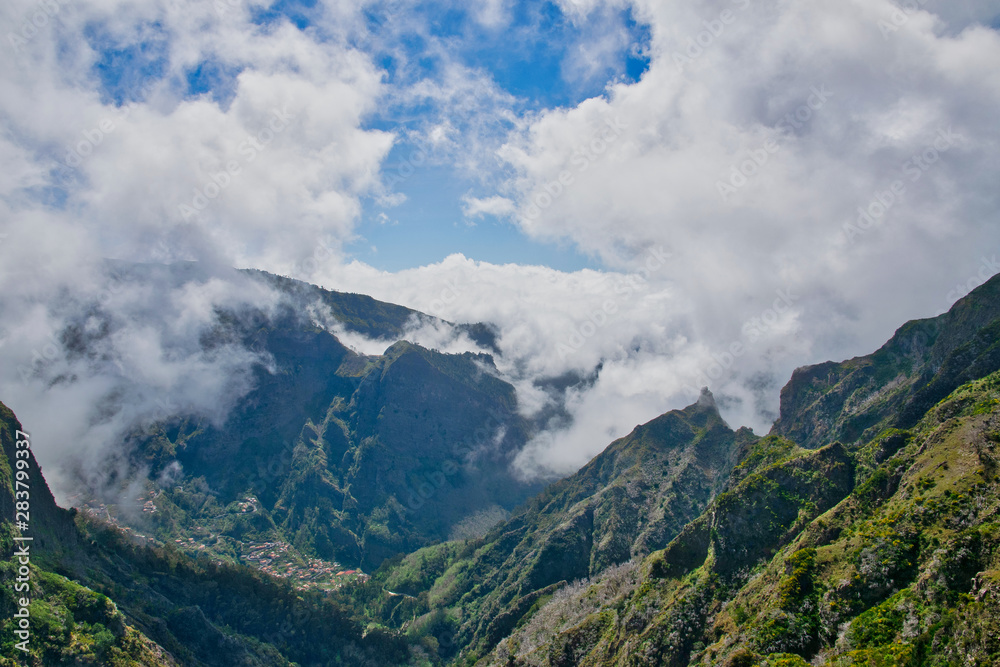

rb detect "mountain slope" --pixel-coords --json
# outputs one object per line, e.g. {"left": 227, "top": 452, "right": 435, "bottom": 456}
{"left": 478, "top": 273, "right": 1000, "bottom": 667}
{"left": 774, "top": 273, "right": 1000, "bottom": 449}
{"left": 0, "top": 401, "right": 419, "bottom": 666}
{"left": 357, "top": 392, "right": 755, "bottom": 659}
{"left": 0, "top": 402, "right": 174, "bottom": 665}
{"left": 12, "top": 263, "right": 999, "bottom": 666}
{"left": 84, "top": 264, "right": 539, "bottom": 572}
{"left": 340, "top": 341, "right": 534, "bottom": 568}
{"left": 490, "top": 372, "right": 999, "bottom": 667}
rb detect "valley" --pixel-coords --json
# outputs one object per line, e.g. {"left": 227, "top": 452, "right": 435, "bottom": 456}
{"left": 1, "top": 270, "right": 999, "bottom": 665}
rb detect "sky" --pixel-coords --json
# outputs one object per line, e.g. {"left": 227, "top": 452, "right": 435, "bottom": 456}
{"left": 1, "top": 0, "right": 1000, "bottom": 493}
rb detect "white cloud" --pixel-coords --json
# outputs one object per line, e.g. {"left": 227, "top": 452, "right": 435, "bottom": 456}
{"left": 462, "top": 194, "right": 516, "bottom": 219}
{"left": 0, "top": 0, "right": 394, "bottom": 497}
{"left": 3, "top": 0, "right": 999, "bottom": 487}
{"left": 0, "top": 262, "right": 283, "bottom": 501}
{"left": 484, "top": 6, "right": 999, "bottom": 375}
{"left": 315, "top": 0, "right": 1000, "bottom": 475}
{"left": 474, "top": 0, "right": 512, "bottom": 29}
{"left": 311, "top": 252, "right": 808, "bottom": 476}
{"left": 2, "top": 0, "right": 391, "bottom": 267}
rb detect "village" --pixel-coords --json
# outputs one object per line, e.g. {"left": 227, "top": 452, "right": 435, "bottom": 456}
{"left": 240, "top": 540, "right": 369, "bottom": 591}
{"left": 72, "top": 491, "right": 368, "bottom": 593}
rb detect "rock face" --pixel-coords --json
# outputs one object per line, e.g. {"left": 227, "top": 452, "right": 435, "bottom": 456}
{"left": 161, "top": 333, "right": 539, "bottom": 570}
{"left": 108, "top": 268, "right": 539, "bottom": 569}
{"left": 0, "top": 402, "right": 78, "bottom": 558}
{"left": 357, "top": 390, "right": 756, "bottom": 657}
{"left": 342, "top": 342, "right": 533, "bottom": 568}
{"left": 773, "top": 273, "right": 1000, "bottom": 449}
{"left": 467, "top": 273, "right": 1000, "bottom": 667}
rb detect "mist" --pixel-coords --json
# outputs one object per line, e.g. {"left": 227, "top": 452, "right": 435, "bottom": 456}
{"left": 2, "top": 0, "right": 999, "bottom": 489}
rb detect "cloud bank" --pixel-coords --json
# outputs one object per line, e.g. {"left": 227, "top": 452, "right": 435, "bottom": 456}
{"left": 314, "top": 0, "right": 1000, "bottom": 474}
{"left": 1, "top": 0, "right": 999, "bottom": 487}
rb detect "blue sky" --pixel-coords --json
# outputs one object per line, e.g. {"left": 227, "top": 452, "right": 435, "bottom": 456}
{"left": 5, "top": 0, "right": 1000, "bottom": 474}
{"left": 342, "top": 1, "right": 651, "bottom": 271}
{"left": 349, "top": 161, "right": 597, "bottom": 272}
{"left": 79, "top": 0, "right": 650, "bottom": 272}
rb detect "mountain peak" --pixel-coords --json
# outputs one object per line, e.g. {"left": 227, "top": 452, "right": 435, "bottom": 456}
{"left": 772, "top": 270, "right": 1000, "bottom": 448}
{"left": 696, "top": 386, "right": 716, "bottom": 409}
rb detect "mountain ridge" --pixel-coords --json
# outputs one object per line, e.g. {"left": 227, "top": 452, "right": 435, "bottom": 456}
{"left": 471, "top": 274, "right": 1000, "bottom": 666}
{"left": 774, "top": 273, "right": 1000, "bottom": 449}
{"left": 351, "top": 389, "right": 756, "bottom": 659}
{"left": 72, "top": 263, "right": 542, "bottom": 572}
{"left": 2, "top": 266, "right": 999, "bottom": 665}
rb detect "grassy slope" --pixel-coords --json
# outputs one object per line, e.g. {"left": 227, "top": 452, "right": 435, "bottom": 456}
{"left": 0, "top": 401, "right": 417, "bottom": 666}
{"left": 480, "top": 369, "right": 1000, "bottom": 666}
{"left": 350, "top": 393, "right": 756, "bottom": 662}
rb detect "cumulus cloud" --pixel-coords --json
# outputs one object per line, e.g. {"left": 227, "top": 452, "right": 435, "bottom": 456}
{"left": 311, "top": 251, "right": 812, "bottom": 476}
{"left": 0, "top": 261, "right": 282, "bottom": 501}
{"left": 2, "top": 0, "right": 391, "bottom": 268}
{"left": 0, "top": 0, "right": 391, "bottom": 497}
{"left": 496, "top": 0, "right": 1000, "bottom": 329}
{"left": 310, "top": 0, "right": 1000, "bottom": 476}
{"left": 3, "top": 0, "right": 999, "bottom": 487}
{"left": 462, "top": 194, "right": 516, "bottom": 220}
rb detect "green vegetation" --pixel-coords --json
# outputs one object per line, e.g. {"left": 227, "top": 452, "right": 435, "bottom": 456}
{"left": 0, "top": 401, "right": 415, "bottom": 665}
{"left": 0, "top": 565, "right": 169, "bottom": 666}
{"left": 90, "top": 291, "right": 540, "bottom": 573}
{"left": 462, "top": 275, "right": 1000, "bottom": 666}
{"left": 2, "top": 272, "right": 1000, "bottom": 665}
{"left": 350, "top": 391, "right": 754, "bottom": 659}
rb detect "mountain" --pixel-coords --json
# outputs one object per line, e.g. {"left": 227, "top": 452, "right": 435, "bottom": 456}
{"left": 351, "top": 390, "right": 757, "bottom": 659}
{"left": 329, "top": 274, "right": 1000, "bottom": 666}
{"left": 0, "top": 401, "right": 419, "bottom": 666}
{"left": 485, "top": 372, "right": 999, "bottom": 666}
{"left": 773, "top": 274, "right": 1000, "bottom": 449}
{"left": 4, "top": 266, "right": 999, "bottom": 666}
{"left": 80, "top": 264, "right": 540, "bottom": 573}
{"left": 463, "top": 274, "right": 1000, "bottom": 666}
